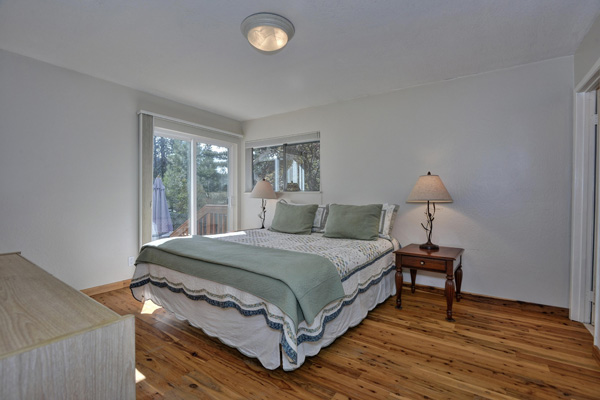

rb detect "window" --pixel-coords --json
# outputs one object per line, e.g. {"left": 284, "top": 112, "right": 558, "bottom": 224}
{"left": 139, "top": 112, "right": 240, "bottom": 246}
{"left": 247, "top": 132, "right": 320, "bottom": 192}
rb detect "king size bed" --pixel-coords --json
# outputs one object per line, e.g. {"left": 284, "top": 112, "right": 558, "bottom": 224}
{"left": 130, "top": 202, "right": 399, "bottom": 370}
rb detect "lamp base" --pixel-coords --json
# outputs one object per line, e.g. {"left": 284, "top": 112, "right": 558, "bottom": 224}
{"left": 419, "top": 242, "right": 439, "bottom": 251}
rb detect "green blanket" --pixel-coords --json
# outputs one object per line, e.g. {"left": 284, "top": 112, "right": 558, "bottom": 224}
{"left": 136, "top": 235, "right": 345, "bottom": 326}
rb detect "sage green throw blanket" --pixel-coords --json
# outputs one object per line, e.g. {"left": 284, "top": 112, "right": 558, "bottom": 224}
{"left": 136, "top": 236, "right": 345, "bottom": 326}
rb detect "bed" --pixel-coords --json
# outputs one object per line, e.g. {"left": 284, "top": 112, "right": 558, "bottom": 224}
{"left": 130, "top": 203, "right": 399, "bottom": 370}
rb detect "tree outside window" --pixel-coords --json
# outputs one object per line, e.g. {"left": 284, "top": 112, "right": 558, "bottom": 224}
{"left": 252, "top": 141, "right": 320, "bottom": 192}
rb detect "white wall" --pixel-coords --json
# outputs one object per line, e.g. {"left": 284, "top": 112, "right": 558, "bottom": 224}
{"left": 0, "top": 46, "right": 575, "bottom": 307}
{"left": 242, "top": 57, "right": 574, "bottom": 308}
{"left": 0, "top": 49, "right": 242, "bottom": 290}
{"left": 574, "top": 14, "right": 600, "bottom": 88}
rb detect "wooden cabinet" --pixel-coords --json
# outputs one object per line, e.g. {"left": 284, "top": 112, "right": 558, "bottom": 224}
{"left": 0, "top": 253, "right": 135, "bottom": 400}
{"left": 394, "top": 244, "right": 464, "bottom": 321}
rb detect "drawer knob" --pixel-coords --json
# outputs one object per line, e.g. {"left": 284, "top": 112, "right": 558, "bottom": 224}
{"left": 420, "top": 261, "right": 425, "bottom": 265}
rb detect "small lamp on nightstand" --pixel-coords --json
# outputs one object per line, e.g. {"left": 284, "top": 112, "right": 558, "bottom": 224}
{"left": 250, "top": 179, "right": 277, "bottom": 229}
{"left": 407, "top": 172, "right": 453, "bottom": 250}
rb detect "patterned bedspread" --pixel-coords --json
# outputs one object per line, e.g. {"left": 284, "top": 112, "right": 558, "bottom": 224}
{"left": 210, "top": 229, "right": 395, "bottom": 281}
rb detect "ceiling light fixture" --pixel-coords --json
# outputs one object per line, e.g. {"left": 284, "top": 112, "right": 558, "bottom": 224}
{"left": 241, "top": 12, "right": 295, "bottom": 54}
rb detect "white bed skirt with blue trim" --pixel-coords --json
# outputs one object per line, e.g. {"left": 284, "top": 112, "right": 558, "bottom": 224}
{"left": 131, "top": 258, "right": 395, "bottom": 370}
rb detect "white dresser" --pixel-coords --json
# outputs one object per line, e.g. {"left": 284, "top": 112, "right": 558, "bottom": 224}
{"left": 0, "top": 252, "right": 135, "bottom": 399}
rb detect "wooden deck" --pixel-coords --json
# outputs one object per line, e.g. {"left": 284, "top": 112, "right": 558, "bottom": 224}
{"left": 92, "top": 286, "right": 600, "bottom": 399}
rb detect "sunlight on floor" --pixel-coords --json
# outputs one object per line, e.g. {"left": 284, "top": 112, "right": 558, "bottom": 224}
{"left": 141, "top": 300, "right": 162, "bottom": 314}
{"left": 135, "top": 368, "right": 146, "bottom": 383}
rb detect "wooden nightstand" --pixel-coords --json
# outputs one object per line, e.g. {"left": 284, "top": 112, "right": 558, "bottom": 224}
{"left": 394, "top": 244, "right": 464, "bottom": 321}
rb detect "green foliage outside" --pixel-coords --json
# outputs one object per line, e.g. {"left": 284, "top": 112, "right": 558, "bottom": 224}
{"left": 252, "top": 145, "right": 284, "bottom": 191}
{"left": 153, "top": 136, "right": 228, "bottom": 231}
{"left": 252, "top": 142, "right": 320, "bottom": 192}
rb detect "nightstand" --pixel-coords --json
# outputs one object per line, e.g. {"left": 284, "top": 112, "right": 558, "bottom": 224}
{"left": 394, "top": 244, "right": 464, "bottom": 321}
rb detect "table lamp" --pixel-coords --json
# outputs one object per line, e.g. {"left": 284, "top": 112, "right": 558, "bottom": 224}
{"left": 406, "top": 172, "right": 453, "bottom": 250}
{"left": 250, "top": 179, "right": 277, "bottom": 228}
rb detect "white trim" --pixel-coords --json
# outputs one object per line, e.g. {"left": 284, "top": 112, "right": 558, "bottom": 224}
{"left": 571, "top": 91, "right": 596, "bottom": 322}
{"left": 595, "top": 88, "right": 600, "bottom": 346}
{"left": 243, "top": 191, "right": 323, "bottom": 195}
{"left": 575, "top": 57, "right": 600, "bottom": 92}
{"left": 571, "top": 48, "right": 600, "bottom": 349}
{"left": 190, "top": 141, "right": 198, "bottom": 236}
{"left": 138, "top": 110, "right": 243, "bottom": 138}
{"left": 155, "top": 127, "right": 235, "bottom": 149}
{"left": 138, "top": 113, "right": 144, "bottom": 249}
{"left": 245, "top": 131, "right": 320, "bottom": 148}
{"left": 228, "top": 144, "right": 238, "bottom": 232}
{"left": 595, "top": 236, "right": 600, "bottom": 348}
{"left": 154, "top": 127, "right": 194, "bottom": 142}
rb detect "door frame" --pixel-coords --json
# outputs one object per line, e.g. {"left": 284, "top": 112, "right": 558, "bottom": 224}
{"left": 571, "top": 69, "right": 600, "bottom": 347}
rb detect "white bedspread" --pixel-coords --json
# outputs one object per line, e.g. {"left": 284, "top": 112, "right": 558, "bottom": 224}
{"left": 131, "top": 229, "right": 399, "bottom": 370}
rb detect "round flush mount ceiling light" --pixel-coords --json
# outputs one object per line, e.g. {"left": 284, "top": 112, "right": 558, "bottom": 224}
{"left": 241, "top": 12, "right": 295, "bottom": 54}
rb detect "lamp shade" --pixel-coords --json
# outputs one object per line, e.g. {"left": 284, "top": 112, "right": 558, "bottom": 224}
{"left": 406, "top": 172, "right": 453, "bottom": 203}
{"left": 250, "top": 179, "right": 277, "bottom": 199}
{"left": 241, "top": 13, "right": 295, "bottom": 54}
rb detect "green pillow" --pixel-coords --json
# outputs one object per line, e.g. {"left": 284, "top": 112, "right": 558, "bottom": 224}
{"left": 323, "top": 204, "right": 383, "bottom": 240}
{"left": 269, "top": 201, "right": 318, "bottom": 235}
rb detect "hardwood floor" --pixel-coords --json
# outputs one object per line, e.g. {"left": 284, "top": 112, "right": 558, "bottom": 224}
{"left": 92, "top": 287, "right": 600, "bottom": 399}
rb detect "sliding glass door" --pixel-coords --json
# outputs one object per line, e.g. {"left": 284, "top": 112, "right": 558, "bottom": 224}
{"left": 152, "top": 128, "right": 231, "bottom": 239}
{"left": 195, "top": 142, "right": 229, "bottom": 235}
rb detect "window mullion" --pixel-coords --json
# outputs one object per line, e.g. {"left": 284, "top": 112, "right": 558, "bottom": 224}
{"left": 190, "top": 139, "right": 197, "bottom": 236}
{"left": 283, "top": 143, "right": 287, "bottom": 191}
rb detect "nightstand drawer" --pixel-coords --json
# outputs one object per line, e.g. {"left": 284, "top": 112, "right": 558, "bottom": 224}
{"left": 402, "top": 255, "right": 446, "bottom": 271}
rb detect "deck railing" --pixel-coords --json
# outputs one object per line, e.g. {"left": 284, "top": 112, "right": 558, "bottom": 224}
{"left": 170, "top": 204, "right": 228, "bottom": 237}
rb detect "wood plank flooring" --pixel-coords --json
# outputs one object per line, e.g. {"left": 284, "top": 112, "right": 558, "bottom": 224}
{"left": 92, "top": 287, "right": 600, "bottom": 399}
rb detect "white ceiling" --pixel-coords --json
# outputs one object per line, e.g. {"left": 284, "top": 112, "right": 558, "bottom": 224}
{"left": 1, "top": 0, "right": 599, "bottom": 121}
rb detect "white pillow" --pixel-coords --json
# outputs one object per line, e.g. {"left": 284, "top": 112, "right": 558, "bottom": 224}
{"left": 312, "top": 204, "right": 329, "bottom": 233}
{"left": 379, "top": 203, "right": 399, "bottom": 239}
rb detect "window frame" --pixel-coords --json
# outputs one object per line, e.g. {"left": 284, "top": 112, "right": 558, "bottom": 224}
{"left": 139, "top": 112, "right": 241, "bottom": 246}
{"left": 245, "top": 132, "right": 321, "bottom": 193}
